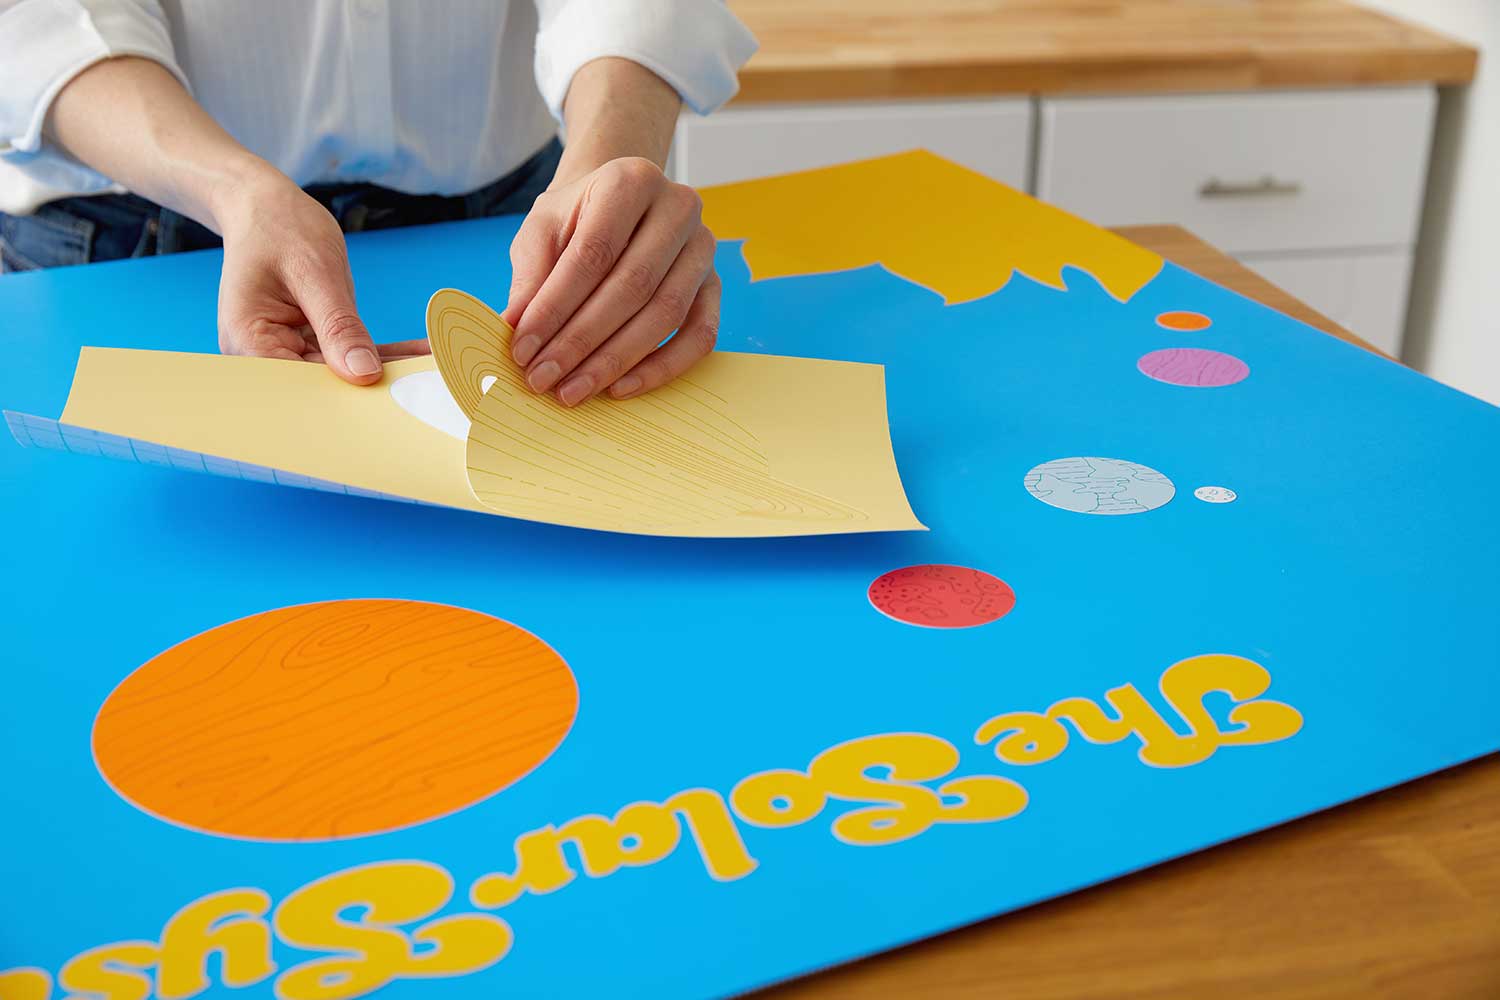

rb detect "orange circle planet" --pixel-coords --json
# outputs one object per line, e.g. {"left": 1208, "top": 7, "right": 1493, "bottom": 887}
{"left": 1155, "top": 310, "right": 1212, "bottom": 332}
{"left": 92, "top": 599, "right": 578, "bottom": 841}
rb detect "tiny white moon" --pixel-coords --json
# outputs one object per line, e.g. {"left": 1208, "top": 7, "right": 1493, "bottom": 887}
{"left": 1194, "top": 486, "right": 1237, "bottom": 504}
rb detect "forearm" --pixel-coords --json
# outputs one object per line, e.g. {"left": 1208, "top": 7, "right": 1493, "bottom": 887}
{"left": 554, "top": 57, "right": 682, "bottom": 186}
{"left": 44, "top": 56, "right": 274, "bottom": 234}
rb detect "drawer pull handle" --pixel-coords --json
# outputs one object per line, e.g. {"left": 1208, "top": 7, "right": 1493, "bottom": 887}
{"left": 1199, "top": 176, "right": 1303, "bottom": 198}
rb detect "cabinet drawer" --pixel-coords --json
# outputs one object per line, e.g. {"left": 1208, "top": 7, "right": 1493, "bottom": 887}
{"left": 671, "top": 98, "right": 1031, "bottom": 189}
{"left": 1037, "top": 88, "right": 1435, "bottom": 254}
{"left": 1237, "top": 249, "right": 1413, "bottom": 356}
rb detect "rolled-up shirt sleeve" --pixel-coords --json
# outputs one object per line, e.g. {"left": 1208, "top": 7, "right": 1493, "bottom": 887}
{"left": 533, "top": 0, "right": 757, "bottom": 121}
{"left": 0, "top": 0, "right": 188, "bottom": 156}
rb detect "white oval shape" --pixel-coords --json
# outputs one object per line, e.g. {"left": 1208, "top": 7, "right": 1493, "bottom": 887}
{"left": 389, "top": 370, "right": 470, "bottom": 442}
{"left": 1023, "top": 456, "right": 1175, "bottom": 516}
{"left": 1194, "top": 486, "right": 1238, "bottom": 504}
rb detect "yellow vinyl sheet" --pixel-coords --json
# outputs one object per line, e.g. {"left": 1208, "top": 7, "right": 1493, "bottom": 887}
{"left": 57, "top": 290, "right": 924, "bottom": 538}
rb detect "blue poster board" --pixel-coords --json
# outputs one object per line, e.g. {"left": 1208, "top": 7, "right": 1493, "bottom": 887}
{"left": 3, "top": 156, "right": 1498, "bottom": 999}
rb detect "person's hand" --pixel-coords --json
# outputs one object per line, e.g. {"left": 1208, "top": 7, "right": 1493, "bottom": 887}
{"left": 214, "top": 168, "right": 429, "bottom": 384}
{"left": 502, "top": 156, "right": 720, "bottom": 406}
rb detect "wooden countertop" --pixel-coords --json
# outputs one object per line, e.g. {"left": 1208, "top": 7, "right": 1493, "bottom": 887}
{"left": 730, "top": 1, "right": 1478, "bottom": 103}
{"left": 758, "top": 225, "right": 1500, "bottom": 1000}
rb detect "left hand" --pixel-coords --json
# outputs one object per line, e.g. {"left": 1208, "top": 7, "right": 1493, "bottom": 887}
{"left": 501, "top": 156, "right": 721, "bottom": 406}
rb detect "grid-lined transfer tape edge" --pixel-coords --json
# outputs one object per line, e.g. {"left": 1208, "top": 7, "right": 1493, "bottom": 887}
{"left": 5, "top": 410, "right": 439, "bottom": 507}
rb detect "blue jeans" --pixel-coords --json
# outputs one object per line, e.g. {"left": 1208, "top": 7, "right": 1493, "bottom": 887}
{"left": 0, "top": 138, "right": 562, "bottom": 273}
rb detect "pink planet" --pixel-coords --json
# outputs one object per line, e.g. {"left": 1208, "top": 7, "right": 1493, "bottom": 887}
{"left": 1138, "top": 347, "right": 1249, "bottom": 387}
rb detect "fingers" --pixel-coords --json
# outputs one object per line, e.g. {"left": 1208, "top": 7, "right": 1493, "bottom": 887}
{"left": 220, "top": 266, "right": 424, "bottom": 378}
{"left": 503, "top": 205, "right": 568, "bottom": 332}
{"left": 219, "top": 232, "right": 381, "bottom": 384}
{"left": 217, "top": 306, "right": 314, "bottom": 363}
{"left": 375, "top": 338, "right": 432, "bottom": 359}
{"left": 552, "top": 228, "right": 717, "bottom": 406}
{"left": 527, "top": 188, "right": 704, "bottom": 401}
{"left": 222, "top": 326, "right": 309, "bottom": 362}
{"left": 290, "top": 257, "right": 382, "bottom": 385}
{"left": 214, "top": 180, "right": 394, "bottom": 385}
{"left": 304, "top": 349, "right": 429, "bottom": 364}
{"left": 607, "top": 271, "right": 721, "bottom": 401}
{"left": 509, "top": 158, "right": 662, "bottom": 369}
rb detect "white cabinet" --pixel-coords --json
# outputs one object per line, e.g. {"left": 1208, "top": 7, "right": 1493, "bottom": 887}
{"left": 1036, "top": 87, "right": 1436, "bottom": 353}
{"left": 674, "top": 86, "right": 1435, "bottom": 355}
{"left": 670, "top": 98, "right": 1032, "bottom": 189}
{"left": 1237, "top": 250, "right": 1413, "bottom": 357}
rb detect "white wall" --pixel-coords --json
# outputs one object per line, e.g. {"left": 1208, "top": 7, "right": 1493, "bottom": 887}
{"left": 1356, "top": 1, "right": 1500, "bottom": 404}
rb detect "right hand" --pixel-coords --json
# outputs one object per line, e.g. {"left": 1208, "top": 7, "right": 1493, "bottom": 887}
{"left": 41, "top": 57, "right": 424, "bottom": 384}
{"left": 213, "top": 168, "right": 429, "bottom": 384}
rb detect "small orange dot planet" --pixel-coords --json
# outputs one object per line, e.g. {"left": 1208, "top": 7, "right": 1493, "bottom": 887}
{"left": 1156, "top": 310, "right": 1212, "bottom": 332}
{"left": 92, "top": 599, "right": 578, "bottom": 841}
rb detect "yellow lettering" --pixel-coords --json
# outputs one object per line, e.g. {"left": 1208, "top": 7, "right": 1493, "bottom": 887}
{"left": 811, "top": 733, "right": 1026, "bottom": 846}
{"left": 812, "top": 734, "right": 940, "bottom": 844}
{"left": 404, "top": 914, "right": 514, "bottom": 981}
{"left": 973, "top": 711, "right": 1069, "bottom": 765}
{"left": 1049, "top": 686, "right": 1217, "bottom": 766}
{"left": 556, "top": 802, "right": 681, "bottom": 878}
{"left": 156, "top": 888, "right": 275, "bottom": 999}
{"left": 730, "top": 768, "right": 827, "bottom": 827}
{"left": 1037, "top": 655, "right": 1302, "bottom": 768}
{"left": 937, "top": 774, "right": 1029, "bottom": 823}
{"left": 57, "top": 942, "right": 157, "bottom": 1000}
{"left": 470, "top": 826, "right": 578, "bottom": 908}
{"left": 0, "top": 968, "right": 51, "bottom": 1000}
{"left": 477, "top": 791, "right": 754, "bottom": 904}
{"left": 666, "top": 789, "right": 758, "bottom": 881}
{"left": 274, "top": 861, "right": 510, "bottom": 1000}
{"left": 1160, "top": 653, "right": 1304, "bottom": 760}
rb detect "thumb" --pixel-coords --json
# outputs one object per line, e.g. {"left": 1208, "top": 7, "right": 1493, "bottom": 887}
{"left": 295, "top": 261, "right": 382, "bottom": 385}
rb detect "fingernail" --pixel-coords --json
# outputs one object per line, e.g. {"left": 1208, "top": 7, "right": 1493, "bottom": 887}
{"left": 345, "top": 347, "right": 380, "bottom": 376}
{"left": 610, "top": 375, "right": 642, "bottom": 397}
{"left": 513, "top": 334, "right": 541, "bottom": 366}
{"left": 528, "top": 360, "right": 562, "bottom": 392}
{"left": 558, "top": 375, "right": 594, "bottom": 406}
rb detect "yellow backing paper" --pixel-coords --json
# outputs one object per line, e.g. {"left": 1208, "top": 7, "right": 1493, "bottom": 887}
{"left": 700, "top": 149, "right": 1163, "bottom": 304}
{"left": 57, "top": 291, "right": 924, "bottom": 538}
{"left": 60, "top": 350, "right": 485, "bottom": 513}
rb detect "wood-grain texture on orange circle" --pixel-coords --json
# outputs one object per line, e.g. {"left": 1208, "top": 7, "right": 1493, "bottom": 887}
{"left": 92, "top": 600, "right": 577, "bottom": 841}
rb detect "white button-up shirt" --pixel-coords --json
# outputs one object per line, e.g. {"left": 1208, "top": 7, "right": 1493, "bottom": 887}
{"left": 0, "top": 0, "right": 757, "bottom": 214}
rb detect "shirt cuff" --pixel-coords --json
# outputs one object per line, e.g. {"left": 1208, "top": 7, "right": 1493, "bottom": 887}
{"left": 534, "top": 0, "right": 758, "bottom": 122}
{"left": 0, "top": 0, "right": 189, "bottom": 156}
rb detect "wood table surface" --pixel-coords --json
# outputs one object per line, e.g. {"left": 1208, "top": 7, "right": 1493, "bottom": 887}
{"left": 759, "top": 225, "right": 1500, "bottom": 1000}
{"left": 729, "top": 1, "right": 1478, "bottom": 103}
